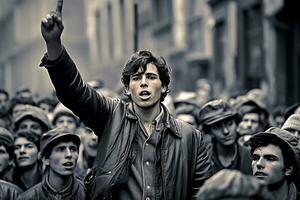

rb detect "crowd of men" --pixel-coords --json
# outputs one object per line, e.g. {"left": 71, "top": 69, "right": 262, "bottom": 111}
{"left": 1, "top": 0, "right": 300, "bottom": 199}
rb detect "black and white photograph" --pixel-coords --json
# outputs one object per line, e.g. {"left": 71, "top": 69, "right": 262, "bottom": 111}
{"left": 0, "top": 0, "right": 299, "bottom": 199}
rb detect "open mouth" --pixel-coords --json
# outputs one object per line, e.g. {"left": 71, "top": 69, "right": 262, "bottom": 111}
{"left": 18, "top": 157, "right": 29, "bottom": 161}
{"left": 254, "top": 171, "right": 267, "bottom": 178}
{"left": 139, "top": 91, "right": 151, "bottom": 100}
{"left": 63, "top": 162, "right": 74, "bottom": 167}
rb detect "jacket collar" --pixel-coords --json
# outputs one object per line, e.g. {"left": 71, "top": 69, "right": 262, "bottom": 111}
{"left": 125, "top": 102, "right": 182, "bottom": 138}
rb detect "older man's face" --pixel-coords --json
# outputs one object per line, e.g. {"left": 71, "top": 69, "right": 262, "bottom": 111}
{"left": 252, "top": 144, "right": 289, "bottom": 185}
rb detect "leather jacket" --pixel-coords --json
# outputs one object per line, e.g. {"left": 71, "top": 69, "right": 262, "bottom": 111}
{"left": 41, "top": 48, "right": 212, "bottom": 200}
{"left": 0, "top": 179, "right": 22, "bottom": 200}
{"left": 17, "top": 175, "right": 85, "bottom": 200}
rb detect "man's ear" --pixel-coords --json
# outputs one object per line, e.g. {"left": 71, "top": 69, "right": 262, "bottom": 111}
{"left": 42, "top": 157, "right": 50, "bottom": 166}
{"left": 125, "top": 86, "right": 130, "bottom": 96}
{"left": 284, "top": 166, "right": 293, "bottom": 176}
{"left": 162, "top": 86, "right": 167, "bottom": 93}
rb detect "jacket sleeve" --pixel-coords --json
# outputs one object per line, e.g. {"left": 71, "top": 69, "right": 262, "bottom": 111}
{"left": 40, "top": 48, "right": 117, "bottom": 134}
{"left": 192, "top": 130, "right": 213, "bottom": 196}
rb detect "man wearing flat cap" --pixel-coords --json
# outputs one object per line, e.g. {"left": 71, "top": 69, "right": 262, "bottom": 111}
{"left": 249, "top": 127, "right": 299, "bottom": 200}
{"left": 13, "top": 104, "right": 50, "bottom": 136}
{"left": 17, "top": 128, "right": 84, "bottom": 200}
{"left": 198, "top": 99, "right": 252, "bottom": 175}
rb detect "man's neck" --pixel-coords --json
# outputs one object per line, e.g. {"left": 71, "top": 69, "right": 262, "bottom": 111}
{"left": 216, "top": 143, "right": 237, "bottom": 167}
{"left": 49, "top": 169, "right": 73, "bottom": 192}
{"left": 133, "top": 102, "right": 161, "bottom": 124}
{"left": 20, "top": 163, "right": 39, "bottom": 188}
{"left": 270, "top": 180, "right": 289, "bottom": 200}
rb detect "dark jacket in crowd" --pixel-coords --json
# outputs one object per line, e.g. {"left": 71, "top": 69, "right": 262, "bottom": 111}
{"left": 40, "top": 48, "right": 212, "bottom": 200}
{"left": 209, "top": 139, "right": 252, "bottom": 175}
{"left": 17, "top": 175, "right": 85, "bottom": 200}
{"left": 0, "top": 179, "right": 22, "bottom": 200}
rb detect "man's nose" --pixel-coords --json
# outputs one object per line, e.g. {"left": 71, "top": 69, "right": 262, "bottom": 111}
{"left": 20, "top": 146, "right": 25, "bottom": 154}
{"left": 65, "top": 148, "right": 72, "bottom": 158}
{"left": 140, "top": 75, "right": 147, "bottom": 86}
{"left": 256, "top": 157, "right": 264, "bottom": 169}
{"left": 222, "top": 124, "right": 229, "bottom": 135}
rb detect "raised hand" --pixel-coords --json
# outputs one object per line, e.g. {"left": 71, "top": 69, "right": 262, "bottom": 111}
{"left": 41, "top": 0, "right": 64, "bottom": 60}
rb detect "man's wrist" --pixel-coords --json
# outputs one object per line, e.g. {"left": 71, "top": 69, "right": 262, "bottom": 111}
{"left": 46, "top": 40, "right": 63, "bottom": 60}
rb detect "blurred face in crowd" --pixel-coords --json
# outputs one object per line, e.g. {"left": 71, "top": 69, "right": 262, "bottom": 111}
{"left": 55, "top": 115, "right": 77, "bottom": 132}
{"left": 44, "top": 141, "right": 78, "bottom": 177}
{"left": 14, "top": 137, "right": 39, "bottom": 168}
{"left": 0, "top": 144, "right": 11, "bottom": 173}
{"left": 81, "top": 127, "right": 98, "bottom": 158}
{"left": 209, "top": 118, "right": 237, "bottom": 146}
{"left": 0, "top": 93, "right": 9, "bottom": 116}
{"left": 126, "top": 64, "right": 166, "bottom": 109}
{"left": 252, "top": 144, "right": 291, "bottom": 185}
{"left": 177, "top": 114, "right": 197, "bottom": 128}
{"left": 39, "top": 103, "right": 53, "bottom": 114}
{"left": 17, "top": 118, "right": 43, "bottom": 136}
{"left": 239, "top": 113, "right": 260, "bottom": 134}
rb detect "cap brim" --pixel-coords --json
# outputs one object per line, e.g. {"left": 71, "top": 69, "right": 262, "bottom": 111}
{"left": 41, "top": 133, "right": 80, "bottom": 157}
{"left": 204, "top": 112, "right": 237, "bottom": 126}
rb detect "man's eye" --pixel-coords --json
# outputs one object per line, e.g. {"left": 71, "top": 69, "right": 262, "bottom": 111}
{"left": 252, "top": 155, "right": 259, "bottom": 161}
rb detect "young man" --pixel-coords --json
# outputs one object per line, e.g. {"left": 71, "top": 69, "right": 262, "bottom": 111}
{"left": 198, "top": 99, "right": 252, "bottom": 175}
{"left": 0, "top": 128, "right": 15, "bottom": 183}
{"left": 17, "top": 128, "right": 84, "bottom": 200}
{"left": 249, "top": 127, "right": 298, "bottom": 200}
{"left": 13, "top": 104, "right": 50, "bottom": 136}
{"left": 13, "top": 130, "right": 42, "bottom": 190}
{"left": 39, "top": 1, "right": 212, "bottom": 199}
{"left": 52, "top": 102, "right": 80, "bottom": 132}
{"left": 235, "top": 98, "right": 269, "bottom": 147}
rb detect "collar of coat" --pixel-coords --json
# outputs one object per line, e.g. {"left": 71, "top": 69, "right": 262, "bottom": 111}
{"left": 125, "top": 102, "right": 182, "bottom": 138}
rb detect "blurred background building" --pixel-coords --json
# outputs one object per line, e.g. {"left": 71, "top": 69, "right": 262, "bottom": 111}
{"left": 0, "top": 0, "right": 299, "bottom": 107}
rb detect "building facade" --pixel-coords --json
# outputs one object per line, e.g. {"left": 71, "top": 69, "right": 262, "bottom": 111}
{"left": 208, "top": 0, "right": 300, "bottom": 107}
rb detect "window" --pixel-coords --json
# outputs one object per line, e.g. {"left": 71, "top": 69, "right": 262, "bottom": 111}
{"left": 95, "top": 10, "right": 102, "bottom": 60}
{"left": 119, "top": 0, "right": 127, "bottom": 51}
{"left": 107, "top": 3, "right": 114, "bottom": 58}
{"left": 214, "top": 20, "right": 226, "bottom": 87}
{"left": 243, "top": 4, "right": 263, "bottom": 88}
{"left": 153, "top": 0, "right": 172, "bottom": 26}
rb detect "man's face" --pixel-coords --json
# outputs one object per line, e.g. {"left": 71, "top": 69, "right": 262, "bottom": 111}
{"left": 209, "top": 118, "right": 237, "bottom": 146}
{"left": 45, "top": 141, "right": 78, "bottom": 177}
{"left": 239, "top": 113, "right": 260, "bottom": 134}
{"left": 17, "top": 118, "right": 43, "bottom": 136}
{"left": 55, "top": 115, "right": 77, "bottom": 132}
{"left": 0, "top": 93, "right": 9, "bottom": 116}
{"left": 127, "top": 63, "right": 166, "bottom": 109}
{"left": 0, "top": 144, "right": 11, "bottom": 173}
{"left": 39, "top": 103, "right": 53, "bottom": 114}
{"left": 14, "top": 137, "right": 38, "bottom": 168}
{"left": 81, "top": 128, "right": 98, "bottom": 157}
{"left": 252, "top": 144, "right": 288, "bottom": 185}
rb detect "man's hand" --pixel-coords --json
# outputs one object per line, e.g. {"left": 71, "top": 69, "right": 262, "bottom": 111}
{"left": 41, "top": 0, "right": 64, "bottom": 60}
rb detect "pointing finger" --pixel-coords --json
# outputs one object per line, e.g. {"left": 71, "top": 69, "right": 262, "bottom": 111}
{"left": 56, "top": 0, "right": 63, "bottom": 17}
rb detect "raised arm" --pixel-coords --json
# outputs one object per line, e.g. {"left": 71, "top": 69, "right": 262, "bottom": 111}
{"left": 40, "top": 0, "right": 117, "bottom": 134}
{"left": 41, "top": 0, "right": 64, "bottom": 60}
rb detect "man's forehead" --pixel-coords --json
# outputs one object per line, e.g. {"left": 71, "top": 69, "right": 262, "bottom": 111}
{"left": 253, "top": 144, "right": 283, "bottom": 155}
{"left": 54, "top": 141, "right": 76, "bottom": 147}
{"left": 132, "top": 63, "right": 159, "bottom": 75}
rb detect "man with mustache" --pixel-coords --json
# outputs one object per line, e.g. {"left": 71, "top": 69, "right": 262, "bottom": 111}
{"left": 38, "top": 0, "right": 212, "bottom": 199}
{"left": 17, "top": 128, "right": 84, "bottom": 200}
{"left": 249, "top": 127, "right": 298, "bottom": 200}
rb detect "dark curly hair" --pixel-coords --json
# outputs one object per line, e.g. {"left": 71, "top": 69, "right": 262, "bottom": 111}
{"left": 121, "top": 50, "right": 171, "bottom": 101}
